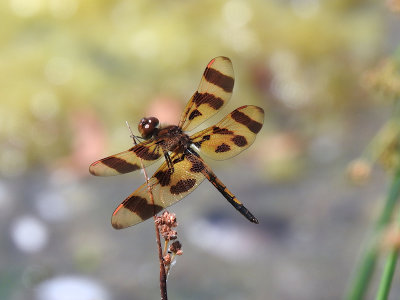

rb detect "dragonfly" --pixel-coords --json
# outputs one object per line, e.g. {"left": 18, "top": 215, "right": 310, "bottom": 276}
{"left": 89, "top": 56, "right": 264, "bottom": 229}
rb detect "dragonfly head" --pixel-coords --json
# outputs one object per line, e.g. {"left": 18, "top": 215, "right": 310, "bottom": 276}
{"left": 138, "top": 117, "right": 159, "bottom": 139}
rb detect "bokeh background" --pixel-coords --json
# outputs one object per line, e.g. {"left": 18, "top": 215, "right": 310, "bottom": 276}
{"left": 1, "top": 0, "right": 400, "bottom": 299}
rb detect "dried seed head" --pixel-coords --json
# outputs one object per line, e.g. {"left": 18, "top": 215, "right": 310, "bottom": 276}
{"left": 166, "top": 214, "right": 177, "bottom": 227}
{"left": 387, "top": 0, "right": 400, "bottom": 14}
{"left": 159, "top": 211, "right": 177, "bottom": 227}
{"left": 163, "top": 254, "right": 171, "bottom": 266}
{"left": 379, "top": 137, "right": 400, "bottom": 171}
{"left": 167, "top": 230, "right": 177, "bottom": 241}
{"left": 362, "top": 58, "right": 400, "bottom": 99}
{"left": 347, "top": 159, "right": 371, "bottom": 184}
{"left": 169, "top": 241, "right": 182, "bottom": 254}
{"left": 156, "top": 211, "right": 179, "bottom": 241}
{"left": 382, "top": 225, "right": 400, "bottom": 250}
{"left": 155, "top": 215, "right": 163, "bottom": 225}
{"left": 160, "top": 225, "right": 170, "bottom": 239}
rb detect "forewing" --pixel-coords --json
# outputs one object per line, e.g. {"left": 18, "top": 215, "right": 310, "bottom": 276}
{"left": 89, "top": 139, "right": 162, "bottom": 176}
{"left": 178, "top": 56, "right": 234, "bottom": 132}
{"left": 111, "top": 152, "right": 206, "bottom": 229}
{"left": 190, "top": 105, "right": 264, "bottom": 160}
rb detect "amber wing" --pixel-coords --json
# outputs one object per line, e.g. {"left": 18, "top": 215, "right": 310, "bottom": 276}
{"left": 190, "top": 105, "right": 264, "bottom": 160}
{"left": 178, "top": 56, "right": 235, "bottom": 132}
{"left": 89, "top": 139, "right": 163, "bottom": 176}
{"left": 111, "top": 152, "right": 206, "bottom": 229}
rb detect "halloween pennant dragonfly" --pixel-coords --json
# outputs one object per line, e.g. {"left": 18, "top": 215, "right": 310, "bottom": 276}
{"left": 89, "top": 56, "right": 264, "bottom": 229}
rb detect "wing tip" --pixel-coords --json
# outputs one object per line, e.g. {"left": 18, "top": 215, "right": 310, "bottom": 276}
{"left": 111, "top": 203, "right": 135, "bottom": 230}
{"left": 207, "top": 58, "right": 216, "bottom": 68}
{"left": 111, "top": 222, "right": 124, "bottom": 230}
{"left": 113, "top": 203, "right": 124, "bottom": 216}
{"left": 208, "top": 56, "right": 232, "bottom": 67}
{"left": 215, "top": 56, "right": 231, "bottom": 62}
{"left": 89, "top": 162, "right": 99, "bottom": 176}
{"left": 236, "top": 105, "right": 265, "bottom": 117}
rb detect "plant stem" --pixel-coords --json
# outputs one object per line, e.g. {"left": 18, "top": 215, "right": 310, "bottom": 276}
{"left": 375, "top": 167, "right": 400, "bottom": 300}
{"left": 377, "top": 167, "right": 400, "bottom": 228}
{"left": 126, "top": 122, "right": 168, "bottom": 300}
{"left": 153, "top": 214, "right": 168, "bottom": 300}
{"left": 142, "top": 156, "right": 168, "bottom": 300}
{"left": 376, "top": 250, "right": 398, "bottom": 300}
{"left": 346, "top": 167, "right": 400, "bottom": 300}
{"left": 346, "top": 242, "right": 378, "bottom": 300}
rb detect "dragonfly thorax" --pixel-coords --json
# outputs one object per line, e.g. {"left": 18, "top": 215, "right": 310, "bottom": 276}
{"left": 155, "top": 125, "right": 191, "bottom": 153}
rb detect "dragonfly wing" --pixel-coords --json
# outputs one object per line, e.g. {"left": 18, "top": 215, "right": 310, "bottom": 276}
{"left": 191, "top": 105, "right": 264, "bottom": 160}
{"left": 178, "top": 56, "right": 234, "bottom": 132}
{"left": 111, "top": 152, "right": 206, "bottom": 229}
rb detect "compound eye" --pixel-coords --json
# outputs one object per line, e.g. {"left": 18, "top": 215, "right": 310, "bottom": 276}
{"left": 138, "top": 117, "right": 159, "bottom": 139}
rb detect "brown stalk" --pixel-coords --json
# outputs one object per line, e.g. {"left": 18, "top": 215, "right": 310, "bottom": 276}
{"left": 126, "top": 121, "right": 168, "bottom": 300}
